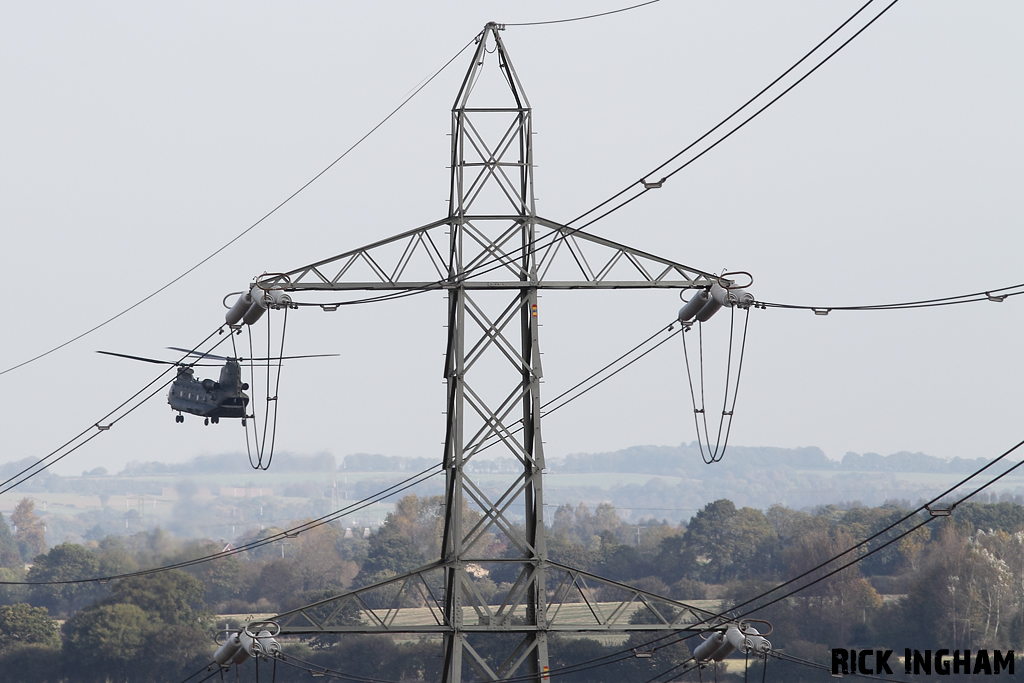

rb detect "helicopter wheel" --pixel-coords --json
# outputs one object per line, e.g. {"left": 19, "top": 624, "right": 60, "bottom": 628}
{"left": 241, "top": 418, "right": 247, "bottom": 427}
{"left": 204, "top": 418, "right": 209, "bottom": 426}
{"left": 211, "top": 417, "right": 219, "bottom": 425}
{"left": 175, "top": 414, "right": 183, "bottom": 424}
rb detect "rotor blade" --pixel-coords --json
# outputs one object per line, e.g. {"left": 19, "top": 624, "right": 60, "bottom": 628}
{"left": 241, "top": 353, "right": 340, "bottom": 361}
{"left": 97, "top": 350, "right": 175, "bottom": 365}
{"left": 97, "top": 351, "right": 221, "bottom": 367}
{"left": 166, "top": 346, "right": 232, "bottom": 361}
{"left": 167, "top": 346, "right": 339, "bottom": 362}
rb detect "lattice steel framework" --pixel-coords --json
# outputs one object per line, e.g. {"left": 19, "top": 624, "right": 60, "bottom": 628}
{"left": 264, "top": 24, "right": 732, "bottom": 683}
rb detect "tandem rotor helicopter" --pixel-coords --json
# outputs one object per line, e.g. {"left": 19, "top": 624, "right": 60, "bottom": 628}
{"left": 97, "top": 348, "right": 336, "bottom": 425}
{"left": 98, "top": 282, "right": 336, "bottom": 426}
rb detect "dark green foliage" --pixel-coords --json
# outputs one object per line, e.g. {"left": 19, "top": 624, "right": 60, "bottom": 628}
{"left": 682, "top": 500, "right": 777, "bottom": 582}
{"left": 298, "top": 634, "right": 406, "bottom": 681}
{"left": 62, "top": 569, "right": 211, "bottom": 683}
{"left": 355, "top": 519, "right": 425, "bottom": 581}
{"left": 104, "top": 571, "right": 206, "bottom": 625}
{"left": 254, "top": 558, "right": 306, "bottom": 609}
{"left": 0, "top": 603, "right": 60, "bottom": 652}
{"left": 63, "top": 603, "right": 150, "bottom": 681}
{"left": 0, "top": 643, "right": 63, "bottom": 683}
{"left": 547, "top": 533, "right": 596, "bottom": 572}
{"left": 27, "top": 544, "right": 105, "bottom": 615}
{"left": 548, "top": 633, "right": 690, "bottom": 683}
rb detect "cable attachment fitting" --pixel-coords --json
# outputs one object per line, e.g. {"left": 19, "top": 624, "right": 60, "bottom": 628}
{"left": 812, "top": 308, "right": 831, "bottom": 316}
{"left": 925, "top": 503, "right": 954, "bottom": 517}
{"left": 642, "top": 177, "right": 666, "bottom": 189}
{"left": 244, "top": 621, "right": 281, "bottom": 639}
{"left": 985, "top": 292, "right": 1007, "bottom": 302}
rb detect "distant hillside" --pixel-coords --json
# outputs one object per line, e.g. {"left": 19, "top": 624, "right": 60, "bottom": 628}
{"left": 553, "top": 443, "right": 992, "bottom": 475}
{"left": 541, "top": 443, "right": 1022, "bottom": 519}
{"left": 3, "top": 444, "right": 1020, "bottom": 531}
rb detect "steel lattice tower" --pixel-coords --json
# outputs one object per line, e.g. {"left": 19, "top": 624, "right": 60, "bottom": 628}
{"left": 263, "top": 24, "right": 732, "bottom": 683}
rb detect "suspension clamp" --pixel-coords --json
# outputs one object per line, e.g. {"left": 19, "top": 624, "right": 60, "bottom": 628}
{"left": 925, "top": 504, "right": 954, "bottom": 517}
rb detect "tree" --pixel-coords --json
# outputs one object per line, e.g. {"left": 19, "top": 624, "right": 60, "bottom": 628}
{"left": 726, "top": 506, "right": 779, "bottom": 579}
{"left": 355, "top": 521, "right": 424, "bottom": 582}
{"left": 896, "top": 523, "right": 931, "bottom": 572}
{"left": 63, "top": 603, "right": 149, "bottom": 682}
{"left": 651, "top": 535, "right": 693, "bottom": 585}
{"left": 105, "top": 571, "right": 206, "bottom": 625}
{"left": 10, "top": 499, "right": 45, "bottom": 562}
{"left": 682, "top": 500, "right": 778, "bottom": 582}
{"left": 682, "top": 499, "right": 737, "bottom": 582}
{"left": 183, "top": 543, "right": 246, "bottom": 606}
{"left": 27, "top": 543, "right": 103, "bottom": 615}
{"left": 0, "top": 643, "right": 62, "bottom": 683}
{"left": 62, "top": 569, "right": 212, "bottom": 683}
{"left": 95, "top": 536, "right": 139, "bottom": 577}
{"left": 293, "top": 525, "right": 359, "bottom": 592}
{"left": 390, "top": 494, "right": 445, "bottom": 558}
{"left": 0, "top": 604, "right": 60, "bottom": 653}
{"left": 0, "top": 514, "right": 20, "bottom": 569}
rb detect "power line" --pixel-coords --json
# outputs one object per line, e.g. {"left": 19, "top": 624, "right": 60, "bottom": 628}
{"left": 565, "top": 0, "right": 900, "bottom": 230}
{"left": 500, "top": 435, "right": 1024, "bottom": 682}
{"left": 284, "top": 1, "right": 907, "bottom": 314}
{"left": 6, "top": 319, "right": 680, "bottom": 584}
{"left": 0, "top": 326, "right": 233, "bottom": 495}
{"left": 757, "top": 282, "right": 1024, "bottom": 313}
{"left": 714, "top": 436, "right": 1024, "bottom": 622}
{"left": 1, "top": 465, "right": 443, "bottom": 587}
{"left": 642, "top": 655, "right": 701, "bottom": 683}
{"left": 542, "top": 325, "right": 679, "bottom": 417}
{"left": 505, "top": 0, "right": 662, "bottom": 27}
{"left": 7, "top": 318, "right": 679, "bottom": 583}
{"left": 186, "top": 435, "right": 1024, "bottom": 683}
{"left": 470, "top": 321, "right": 679, "bottom": 458}
{"left": 175, "top": 661, "right": 219, "bottom": 683}
{"left": 211, "top": 452, "right": 1007, "bottom": 683}
{"left": 272, "top": 651, "right": 404, "bottom": 683}
{"left": 4, "top": 0, "right": 924, "bottom": 377}
{"left": 0, "top": 39, "right": 476, "bottom": 378}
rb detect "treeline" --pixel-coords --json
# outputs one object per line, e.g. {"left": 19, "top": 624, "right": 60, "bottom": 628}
{"left": 0, "top": 496, "right": 1023, "bottom": 681}
{"left": 557, "top": 443, "right": 996, "bottom": 474}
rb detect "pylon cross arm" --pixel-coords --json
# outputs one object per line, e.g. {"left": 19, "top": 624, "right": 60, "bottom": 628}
{"left": 269, "top": 559, "right": 722, "bottom": 635}
{"left": 259, "top": 215, "right": 722, "bottom": 293}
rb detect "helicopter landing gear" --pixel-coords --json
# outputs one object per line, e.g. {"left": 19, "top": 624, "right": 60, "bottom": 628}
{"left": 204, "top": 418, "right": 209, "bottom": 426}
{"left": 241, "top": 418, "right": 247, "bottom": 427}
{"left": 211, "top": 417, "right": 219, "bottom": 425}
{"left": 175, "top": 414, "right": 184, "bottom": 424}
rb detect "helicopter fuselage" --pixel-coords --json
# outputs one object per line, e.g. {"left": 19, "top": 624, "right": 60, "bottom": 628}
{"left": 168, "top": 361, "right": 249, "bottom": 422}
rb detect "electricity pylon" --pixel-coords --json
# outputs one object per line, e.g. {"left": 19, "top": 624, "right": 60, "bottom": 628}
{"left": 262, "top": 23, "right": 733, "bottom": 683}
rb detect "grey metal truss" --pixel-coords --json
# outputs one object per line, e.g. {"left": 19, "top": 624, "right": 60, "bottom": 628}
{"left": 264, "top": 23, "right": 730, "bottom": 683}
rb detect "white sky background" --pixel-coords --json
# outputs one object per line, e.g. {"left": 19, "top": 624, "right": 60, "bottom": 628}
{"left": 0, "top": 1, "right": 1021, "bottom": 478}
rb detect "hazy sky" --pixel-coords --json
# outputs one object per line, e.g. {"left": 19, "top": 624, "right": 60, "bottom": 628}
{"left": 1, "top": 1, "right": 1021, "bottom": 478}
